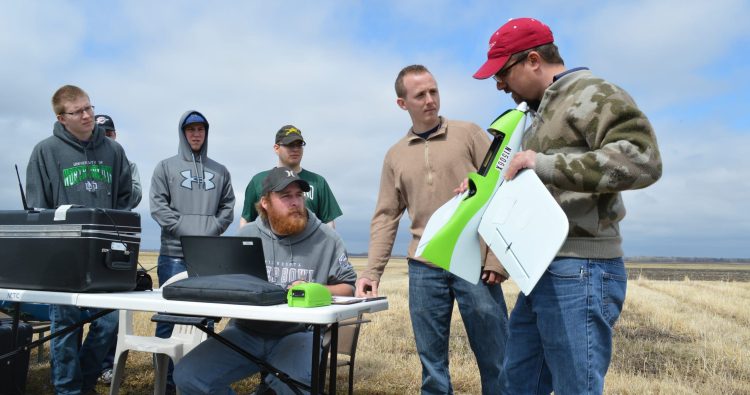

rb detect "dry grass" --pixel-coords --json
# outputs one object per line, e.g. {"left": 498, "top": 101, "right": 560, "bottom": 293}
{"left": 23, "top": 253, "right": 750, "bottom": 394}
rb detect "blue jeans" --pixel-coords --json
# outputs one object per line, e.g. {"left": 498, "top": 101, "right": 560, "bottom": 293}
{"left": 174, "top": 321, "right": 315, "bottom": 395}
{"left": 155, "top": 254, "right": 188, "bottom": 387}
{"left": 99, "top": 328, "right": 117, "bottom": 371}
{"left": 49, "top": 305, "right": 118, "bottom": 394}
{"left": 408, "top": 259, "right": 509, "bottom": 395}
{"left": 501, "top": 257, "right": 627, "bottom": 395}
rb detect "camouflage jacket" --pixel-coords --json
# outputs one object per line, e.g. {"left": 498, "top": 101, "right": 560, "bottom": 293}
{"left": 526, "top": 69, "right": 662, "bottom": 259}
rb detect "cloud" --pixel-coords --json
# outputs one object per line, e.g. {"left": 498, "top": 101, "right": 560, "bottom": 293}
{"left": 2, "top": 1, "right": 748, "bottom": 258}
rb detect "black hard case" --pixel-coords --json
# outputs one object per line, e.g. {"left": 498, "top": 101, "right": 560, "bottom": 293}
{"left": 0, "top": 319, "right": 33, "bottom": 395}
{"left": 0, "top": 208, "right": 140, "bottom": 292}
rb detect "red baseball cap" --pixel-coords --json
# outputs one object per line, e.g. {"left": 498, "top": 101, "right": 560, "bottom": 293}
{"left": 473, "top": 18, "right": 554, "bottom": 80}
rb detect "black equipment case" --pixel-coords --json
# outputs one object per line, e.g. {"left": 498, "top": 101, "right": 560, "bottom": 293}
{"left": 0, "top": 207, "right": 140, "bottom": 292}
{"left": 0, "top": 318, "right": 33, "bottom": 395}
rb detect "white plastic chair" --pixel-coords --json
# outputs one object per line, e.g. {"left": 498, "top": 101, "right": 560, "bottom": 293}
{"left": 110, "top": 271, "right": 206, "bottom": 395}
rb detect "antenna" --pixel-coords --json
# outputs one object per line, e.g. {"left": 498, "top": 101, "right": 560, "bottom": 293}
{"left": 15, "top": 164, "right": 30, "bottom": 211}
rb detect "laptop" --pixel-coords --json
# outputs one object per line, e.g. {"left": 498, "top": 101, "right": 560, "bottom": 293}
{"left": 180, "top": 236, "right": 268, "bottom": 281}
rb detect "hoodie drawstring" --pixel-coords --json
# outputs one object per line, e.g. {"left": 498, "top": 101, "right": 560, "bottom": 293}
{"left": 191, "top": 152, "right": 204, "bottom": 189}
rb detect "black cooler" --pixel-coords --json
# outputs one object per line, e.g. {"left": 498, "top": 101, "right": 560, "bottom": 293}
{"left": 0, "top": 207, "right": 140, "bottom": 292}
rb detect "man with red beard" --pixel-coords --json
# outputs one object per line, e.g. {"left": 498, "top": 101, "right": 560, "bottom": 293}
{"left": 174, "top": 167, "right": 357, "bottom": 395}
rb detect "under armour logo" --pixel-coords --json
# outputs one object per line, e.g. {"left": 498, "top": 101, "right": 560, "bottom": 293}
{"left": 181, "top": 170, "right": 216, "bottom": 190}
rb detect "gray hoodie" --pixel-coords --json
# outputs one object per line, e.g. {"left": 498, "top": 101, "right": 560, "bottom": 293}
{"left": 150, "top": 110, "right": 235, "bottom": 257}
{"left": 235, "top": 208, "right": 357, "bottom": 334}
{"left": 239, "top": 209, "right": 356, "bottom": 289}
{"left": 26, "top": 121, "right": 133, "bottom": 209}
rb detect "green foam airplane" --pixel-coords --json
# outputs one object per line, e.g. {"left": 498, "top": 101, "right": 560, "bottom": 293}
{"left": 415, "top": 102, "right": 529, "bottom": 283}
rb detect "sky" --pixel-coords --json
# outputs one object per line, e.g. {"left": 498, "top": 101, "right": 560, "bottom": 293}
{"left": 2, "top": 0, "right": 748, "bottom": 259}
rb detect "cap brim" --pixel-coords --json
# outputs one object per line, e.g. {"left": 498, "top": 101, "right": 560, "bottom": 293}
{"left": 272, "top": 179, "right": 310, "bottom": 193}
{"left": 278, "top": 135, "right": 304, "bottom": 145}
{"left": 473, "top": 56, "right": 510, "bottom": 80}
{"left": 182, "top": 121, "right": 206, "bottom": 129}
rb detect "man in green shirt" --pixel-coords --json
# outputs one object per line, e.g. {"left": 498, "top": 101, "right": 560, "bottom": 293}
{"left": 240, "top": 125, "right": 342, "bottom": 228}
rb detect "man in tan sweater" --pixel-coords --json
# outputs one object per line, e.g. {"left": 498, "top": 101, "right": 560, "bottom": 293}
{"left": 355, "top": 65, "right": 509, "bottom": 394}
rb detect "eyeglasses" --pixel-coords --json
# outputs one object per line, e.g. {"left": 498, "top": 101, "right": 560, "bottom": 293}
{"left": 281, "top": 141, "right": 306, "bottom": 149}
{"left": 492, "top": 55, "right": 528, "bottom": 84}
{"left": 61, "top": 105, "right": 95, "bottom": 118}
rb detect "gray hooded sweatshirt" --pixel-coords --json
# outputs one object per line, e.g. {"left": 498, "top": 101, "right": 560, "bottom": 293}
{"left": 239, "top": 208, "right": 356, "bottom": 289}
{"left": 26, "top": 121, "right": 133, "bottom": 209}
{"left": 235, "top": 208, "right": 357, "bottom": 334}
{"left": 150, "top": 110, "right": 235, "bottom": 257}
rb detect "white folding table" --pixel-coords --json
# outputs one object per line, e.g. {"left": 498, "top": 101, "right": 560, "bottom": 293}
{"left": 0, "top": 287, "right": 388, "bottom": 394}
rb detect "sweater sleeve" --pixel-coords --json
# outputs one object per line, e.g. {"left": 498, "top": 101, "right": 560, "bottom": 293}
{"left": 214, "top": 169, "right": 235, "bottom": 234}
{"left": 535, "top": 87, "right": 662, "bottom": 193}
{"left": 363, "top": 154, "right": 406, "bottom": 282}
{"left": 241, "top": 174, "right": 262, "bottom": 222}
{"left": 327, "top": 238, "right": 357, "bottom": 293}
{"left": 129, "top": 162, "right": 142, "bottom": 209}
{"left": 25, "top": 146, "right": 52, "bottom": 209}
{"left": 115, "top": 153, "right": 134, "bottom": 210}
{"left": 149, "top": 161, "right": 181, "bottom": 232}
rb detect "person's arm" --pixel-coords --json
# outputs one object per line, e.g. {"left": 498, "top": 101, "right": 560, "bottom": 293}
{"left": 25, "top": 147, "right": 52, "bottom": 209}
{"left": 129, "top": 162, "right": 142, "bottom": 209}
{"left": 239, "top": 178, "right": 259, "bottom": 228}
{"left": 150, "top": 162, "right": 181, "bottom": 232}
{"left": 326, "top": 283, "right": 354, "bottom": 296}
{"left": 508, "top": 88, "right": 662, "bottom": 192}
{"left": 480, "top": 244, "right": 509, "bottom": 285}
{"left": 115, "top": 152, "right": 133, "bottom": 210}
{"left": 356, "top": 157, "right": 405, "bottom": 297}
{"left": 214, "top": 170, "right": 235, "bottom": 234}
{"left": 327, "top": 241, "right": 358, "bottom": 293}
{"left": 315, "top": 177, "right": 343, "bottom": 223}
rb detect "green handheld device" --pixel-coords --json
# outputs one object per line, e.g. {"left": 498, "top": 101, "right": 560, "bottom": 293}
{"left": 287, "top": 282, "right": 332, "bottom": 308}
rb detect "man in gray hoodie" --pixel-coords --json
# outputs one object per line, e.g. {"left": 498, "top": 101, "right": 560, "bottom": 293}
{"left": 149, "top": 110, "right": 235, "bottom": 391}
{"left": 173, "top": 167, "right": 356, "bottom": 395}
{"left": 26, "top": 84, "right": 133, "bottom": 395}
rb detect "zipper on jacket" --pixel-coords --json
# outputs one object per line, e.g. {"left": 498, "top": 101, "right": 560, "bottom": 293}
{"left": 424, "top": 140, "right": 433, "bottom": 185}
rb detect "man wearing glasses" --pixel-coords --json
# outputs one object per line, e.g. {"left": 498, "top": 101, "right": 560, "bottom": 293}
{"left": 26, "top": 84, "right": 133, "bottom": 395}
{"left": 239, "top": 125, "right": 342, "bottom": 228}
{"left": 473, "top": 18, "right": 662, "bottom": 394}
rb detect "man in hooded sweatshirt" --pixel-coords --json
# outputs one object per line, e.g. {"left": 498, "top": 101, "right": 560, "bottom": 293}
{"left": 149, "top": 110, "right": 235, "bottom": 392}
{"left": 26, "top": 84, "right": 133, "bottom": 395}
{"left": 173, "top": 166, "right": 357, "bottom": 395}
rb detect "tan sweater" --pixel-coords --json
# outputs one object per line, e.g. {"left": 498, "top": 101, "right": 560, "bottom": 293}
{"left": 362, "top": 117, "right": 507, "bottom": 282}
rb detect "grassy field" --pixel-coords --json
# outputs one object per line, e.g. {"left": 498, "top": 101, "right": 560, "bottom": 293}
{"left": 23, "top": 253, "right": 750, "bottom": 394}
{"left": 626, "top": 262, "right": 750, "bottom": 282}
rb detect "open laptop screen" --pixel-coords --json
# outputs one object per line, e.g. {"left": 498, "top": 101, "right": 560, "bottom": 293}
{"left": 180, "top": 236, "right": 268, "bottom": 281}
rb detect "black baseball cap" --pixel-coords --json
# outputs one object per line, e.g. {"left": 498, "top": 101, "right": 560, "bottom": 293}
{"left": 95, "top": 114, "right": 115, "bottom": 131}
{"left": 275, "top": 125, "right": 305, "bottom": 145}
{"left": 262, "top": 167, "right": 311, "bottom": 195}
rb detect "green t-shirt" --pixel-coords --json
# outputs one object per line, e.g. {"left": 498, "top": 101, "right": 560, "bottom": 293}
{"left": 241, "top": 168, "right": 343, "bottom": 223}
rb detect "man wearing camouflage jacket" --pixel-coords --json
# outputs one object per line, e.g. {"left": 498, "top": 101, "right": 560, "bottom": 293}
{"left": 473, "top": 18, "right": 662, "bottom": 394}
